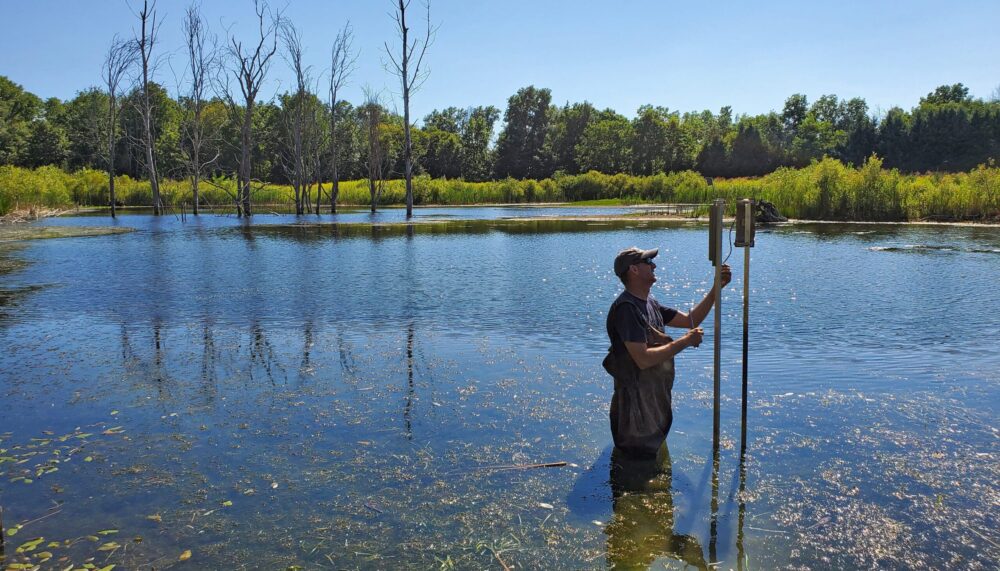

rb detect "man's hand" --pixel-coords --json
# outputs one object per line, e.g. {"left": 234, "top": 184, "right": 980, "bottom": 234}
{"left": 684, "top": 327, "right": 704, "bottom": 348}
{"left": 720, "top": 264, "right": 732, "bottom": 287}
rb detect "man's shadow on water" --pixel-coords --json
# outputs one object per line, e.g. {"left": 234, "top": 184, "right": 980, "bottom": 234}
{"left": 567, "top": 444, "right": 709, "bottom": 570}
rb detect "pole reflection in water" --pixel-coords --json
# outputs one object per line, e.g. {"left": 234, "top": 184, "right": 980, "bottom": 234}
{"left": 301, "top": 320, "right": 313, "bottom": 377}
{"left": 153, "top": 318, "right": 164, "bottom": 384}
{"left": 200, "top": 320, "right": 219, "bottom": 404}
{"left": 605, "top": 444, "right": 709, "bottom": 570}
{"left": 734, "top": 363, "right": 751, "bottom": 571}
{"left": 736, "top": 445, "right": 748, "bottom": 571}
{"left": 709, "top": 440, "right": 720, "bottom": 566}
{"left": 404, "top": 321, "right": 415, "bottom": 440}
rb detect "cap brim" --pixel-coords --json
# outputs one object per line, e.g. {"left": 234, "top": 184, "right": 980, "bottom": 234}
{"left": 640, "top": 248, "right": 659, "bottom": 260}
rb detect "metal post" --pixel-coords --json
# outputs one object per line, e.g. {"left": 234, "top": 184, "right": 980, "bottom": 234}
{"left": 711, "top": 199, "right": 724, "bottom": 447}
{"left": 741, "top": 238, "right": 750, "bottom": 451}
{"left": 735, "top": 198, "right": 755, "bottom": 454}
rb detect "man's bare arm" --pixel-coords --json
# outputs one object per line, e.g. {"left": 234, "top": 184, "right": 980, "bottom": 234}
{"left": 624, "top": 327, "right": 703, "bottom": 369}
{"left": 667, "top": 265, "right": 732, "bottom": 329}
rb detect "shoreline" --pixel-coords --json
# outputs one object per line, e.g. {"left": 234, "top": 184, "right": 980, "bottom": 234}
{"left": 3, "top": 204, "right": 998, "bottom": 228}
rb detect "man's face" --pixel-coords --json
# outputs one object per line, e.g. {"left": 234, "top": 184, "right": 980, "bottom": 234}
{"left": 632, "top": 257, "right": 657, "bottom": 286}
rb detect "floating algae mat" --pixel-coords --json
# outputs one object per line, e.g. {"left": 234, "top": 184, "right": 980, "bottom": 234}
{"left": 0, "top": 225, "right": 134, "bottom": 242}
{"left": 0, "top": 210, "right": 997, "bottom": 569}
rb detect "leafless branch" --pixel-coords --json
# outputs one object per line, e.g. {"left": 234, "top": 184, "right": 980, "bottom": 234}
{"left": 383, "top": 0, "right": 437, "bottom": 95}
{"left": 221, "top": 0, "right": 281, "bottom": 216}
{"left": 327, "top": 21, "right": 357, "bottom": 213}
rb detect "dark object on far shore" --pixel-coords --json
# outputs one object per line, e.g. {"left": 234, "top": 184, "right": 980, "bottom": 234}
{"left": 756, "top": 200, "right": 787, "bottom": 223}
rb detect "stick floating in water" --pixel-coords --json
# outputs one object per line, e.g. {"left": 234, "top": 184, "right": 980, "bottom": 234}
{"left": 471, "top": 461, "right": 568, "bottom": 472}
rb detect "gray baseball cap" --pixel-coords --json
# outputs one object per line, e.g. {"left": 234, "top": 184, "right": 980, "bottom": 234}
{"left": 614, "top": 247, "right": 658, "bottom": 277}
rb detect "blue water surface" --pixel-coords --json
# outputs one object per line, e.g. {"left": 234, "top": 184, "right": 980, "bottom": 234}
{"left": 0, "top": 208, "right": 997, "bottom": 569}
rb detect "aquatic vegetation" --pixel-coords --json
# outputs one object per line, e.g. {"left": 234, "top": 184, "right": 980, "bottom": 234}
{"left": 0, "top": 226, "right": 133, "bottom": 243}
{"left": 2, "top": 160, "right": 1000, "bottom": 221}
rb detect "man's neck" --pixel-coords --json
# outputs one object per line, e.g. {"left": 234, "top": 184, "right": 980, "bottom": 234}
{"left": 624, "top": 283, "right": 651, "bottom": 301}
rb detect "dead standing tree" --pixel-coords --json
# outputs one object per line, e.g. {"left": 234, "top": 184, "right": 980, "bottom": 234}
{"left": 328, "top": 23, "right": 357, "bottom": 215}
{"left": 279, "top": 20, "right": 309, "bottom": 215}
{"left": 385, "top": 0, "right": 435, "bottom": 219}
{"left": 181, "top": 2, "right": 219, "bottom": 216}
{"left": 361, "top": 89, "right": 391, "bottom": 213}
{"left": 226, "top": 0, "right": 279, "bottom": 217}
{"left": 102, "top": 37, "right": 132, "bottom": 219}
{"left": 306, "top": 96, "right": 329, "bottom": 215}
{"left": 133, "top": 0, "right": 163, "bottom": 215}
{"left": 277, "top": 90, "right": 324, "bottom": 215}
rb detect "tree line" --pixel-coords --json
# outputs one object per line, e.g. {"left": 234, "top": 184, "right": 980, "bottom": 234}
{"left": 1, "top": 5, "right": 998, "bottom": 216}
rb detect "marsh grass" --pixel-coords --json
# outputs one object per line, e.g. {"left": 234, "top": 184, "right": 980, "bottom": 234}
{"left": 2, "top": 157, "right": 999, "bottom": 221}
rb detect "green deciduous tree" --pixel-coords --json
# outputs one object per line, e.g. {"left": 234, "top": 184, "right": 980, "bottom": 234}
{"left": 494, "top": 85, "right": 552, "bottom": 179}
{"left": 576, "top": 112, "right": 632, "bottom": 174}
{"left": 459, "top": 105, "right": 498, "bottom": 182}
{"left": 630, "top": 105, "right": 669, "bottom": 175}
{"left": 0, "top": 76, "right": 41, "bottom": 166}
{"left": 547, "top": 101, "right": 597, "bottom": 174}
{"left": 24, "top": 118, "right": 69, "bottom": 168}
{"left": 419, "top": 127, "right": 462, "bottom": 179}
{"left": 920, "top": 83, "right": 972, "bottom": 106}
{"left": 63, "top": 88, "right": 109, "bottom": 171}
{"left": 729, "top": 124, "right": 774, "bottom": 177}
{"left": 423, "top": 106, "right": 464, "bottom": 134}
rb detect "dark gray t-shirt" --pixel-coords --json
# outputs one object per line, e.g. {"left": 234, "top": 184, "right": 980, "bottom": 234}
{"left": 604, "top": 290, "right": 680, "bottom": 457}
{"left": 607, "top": 291, "right": 678, "bottom": 351}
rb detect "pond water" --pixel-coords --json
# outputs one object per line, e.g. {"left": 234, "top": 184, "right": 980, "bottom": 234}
{"left": 1, "top": 207, "right": 998, "bottom": 570}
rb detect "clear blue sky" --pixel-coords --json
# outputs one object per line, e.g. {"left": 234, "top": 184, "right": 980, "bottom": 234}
{"left": 2, "top": 0, "right": 998, "bottom": 123}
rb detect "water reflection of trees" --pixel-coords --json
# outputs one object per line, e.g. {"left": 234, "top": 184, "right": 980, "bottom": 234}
{"left": 201, "top": 320, "right": 218, "bottom": 403}
{"left": 118, "top": 319, "right": 174, "bottom": 403}
{"left": 299, "top": 319, "right": 314, "bottom": 381}
{"left": 0, "top": 245, "right": 40, "bottom": 326}
{"left": 249, "top": 321, "right": 284, "bottom": 385}
{"left": 242, "top": 217, "right": 689, "bottom": 243}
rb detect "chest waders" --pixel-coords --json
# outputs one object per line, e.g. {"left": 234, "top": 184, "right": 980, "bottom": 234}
{"left": 605, "top": 296, "right": 676, "bottom": 458}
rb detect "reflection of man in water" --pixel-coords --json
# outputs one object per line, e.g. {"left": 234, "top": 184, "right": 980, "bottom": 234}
{"left": 604, "top": 247, "right": 731, "bottom": 458}
{"left": 606, "top": 443, "right": 708, "bottom": 570}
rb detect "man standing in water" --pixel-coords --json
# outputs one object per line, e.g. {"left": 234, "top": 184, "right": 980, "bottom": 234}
{"left": 604, "top": 247, "right": 731, "bottom": 458}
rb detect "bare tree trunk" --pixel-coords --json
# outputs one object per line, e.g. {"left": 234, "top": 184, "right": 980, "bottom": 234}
{"left": 240, "top": 108, "right": 253, "bottom": 216}
{"left": 108, "top": 80, "right": 118, "bottom": 219}
{"left": 328, "top": 24, "right": 356, "bottom": 216}
{"left": 401, "top": 9, "right": 413, "bottom": 218}
{"left": 182, "top": 3, "right": 217, "bottom": 216}
{"left": 107, "top": 76, "right": 117, "bottom": 218}
{"left": 386, "top": 1, "right": 434, "bottom": 219}
{"left": 104, "top": 38, "right": 131, "bottom": 219}
{"left": 280, "top": 22, "right": 309, "bottom": 215}
{"left": 363, "top": 92, "right": 386, "bottom": 213}
{"left": 135, "top": 0, "right": 162, "bottom": 215}
{"left": 225, "top": 0, "right": 279, "bottom": 218}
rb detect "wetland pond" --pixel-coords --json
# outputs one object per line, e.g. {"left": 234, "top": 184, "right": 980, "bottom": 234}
{"left": 0, "top": 206, "right": 998, "bottom": 570}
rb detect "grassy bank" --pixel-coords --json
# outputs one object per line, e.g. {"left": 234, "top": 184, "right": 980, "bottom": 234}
{"left": 1, "top": 157, "right": 998, "bottom": 221}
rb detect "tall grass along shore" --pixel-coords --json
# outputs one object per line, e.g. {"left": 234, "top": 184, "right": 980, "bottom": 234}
{"left": 1, "top": 156, "right": 998, "bottom": 222}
